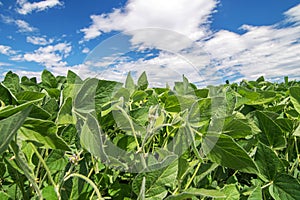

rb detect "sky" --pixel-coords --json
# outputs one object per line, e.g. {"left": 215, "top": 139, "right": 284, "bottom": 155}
{"left": 0, "top": 0, "right": 300, "bottom": 86}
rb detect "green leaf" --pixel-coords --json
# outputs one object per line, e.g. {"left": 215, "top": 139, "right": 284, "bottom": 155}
{"left": 247, "top": 185, "right": 262, "bottom": 200}
{"left": 19, "top": 118, "right": 70, "bottom": 150}
{"left": 15, "top": 91, "right": 45, "bottom": 103}
{"left": 41, "top": 69, "right": 58, "bottom": 88}
{"left": 256, "top": 111, "right": 286, "bottom": 149}
{"left": 237, "top": 87, "right": 276, "bottom": 105}
{"left": 42, "top": 186, "right": 58, "bottom": 200}
{"left": 290, "top": 87, "right": 300, "bottom": 114}
{"left": 0, "top": 100, "right": 34, "bottom": 119}
{"left": 137, "top": 72, "right": 148, "bottom": 90}
{"left": 132, "top": 160, "right": 178, "bottom": 200}
{"left": 254, "top": 142, "right": 285, "bottom": 181}
{"left": 56, "top": 97, "right": 74, "bottom": 125}
{"left": 165, "top": 188, "right": 226, "bottom": 199}
{"left": 219, "top": 184, "right": 240, "bottom": 200}
{"left": 0, "top": 107, "right": 31, "bottom": 154}
{"left": 0, "top": 83, "right": 14, "bottom": 105}
{"left": 203, "top": 134, "right": 258, "bottom": 174}
{"left": 222, "top": 117, "right": 253, "bottom": 139}
{"left": 269, "top": 173, "right": 300, "bottom": 200}
{"left": 125, "top": 71, "right": 135, "bottom": 92}
{"left": 2, "top": 71, "right": 21, "bottom": 95}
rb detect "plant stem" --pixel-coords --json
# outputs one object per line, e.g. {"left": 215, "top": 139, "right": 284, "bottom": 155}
{"left": 64, "top": 173, "right": 104, "bottom": 200}
{"left": 30, "top": 143, "right": 61, "bottom": 200}
{"left": 261, "top": 181, "right": 273, "bottom": 189}
{"left": 184, "top": 162, "right": 201, "bottom": 190}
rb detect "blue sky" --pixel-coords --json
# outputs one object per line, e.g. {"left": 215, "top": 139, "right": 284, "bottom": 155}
{"left": 0, "top": 0, "right": 300, "bottom": 86}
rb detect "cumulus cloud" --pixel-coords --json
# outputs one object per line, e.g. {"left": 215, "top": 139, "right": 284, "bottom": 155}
{"left": 82, "top": 47, "right": 90, "bottom": 54}
{"left": 16, "top": 0, "right": 63, "bottom": 15}
{"left": 1, "top": 15, "right": 37, "bottom": 32}
{"left": 79, "top": 1, "right": 300, "bottom": 85}
{"left": 26, "top": 36, "right": 54, "bottom": 45}
{"left": 80, "top": 0, "right": 217, "bottom": 43}
{"left": 0, "top": 45, "right": 16, "bottom": 56}
{"left": 12, "top": 43, "right": 72, "bottom": 68}
{"left": 203, "top": 5, "right": 300, "bottom": 82}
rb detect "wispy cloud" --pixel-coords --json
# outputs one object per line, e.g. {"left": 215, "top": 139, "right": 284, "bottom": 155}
{"left": 1, "top": 15, "right": 37, "bottom": 32}
{"left": 26, "top": 36, "right": 54, "bottom": 45}
{"left": 0, "top": 44, "right": 16, "bottom": 56}
{"left": 0, "top": 62, "right": 12, "bottom": 67}
{"left": 79, "top": 1, "right": 300, "bottom": 85}
{"left": 16, "top": 0, "right": 63, "bottom": 15}
{"left": 12, "top": 42, "right": 72, "bottom": 68}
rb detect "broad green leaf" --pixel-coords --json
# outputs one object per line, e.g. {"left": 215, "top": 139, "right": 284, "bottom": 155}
{"left": 2, "top": 71, "right": 21, "bottom": 95}
{"left": 137, "top": 72, "right": 148, "bottom": 90}
{"left": 203, "top": 134, "right": 258, "bottom": 174}
{"left": 165, "top": 188, "right": 226, "bottom": 200}
{"left": 0, "top": 100, "right": 33, "bottom": 119}
{"left": 254, "top": 142, "right": 285, "bottom": 181}
{"left": 237, "top": 87, "right": 276, "bottom": 105}
{"left": 132, "top": 160, "right": 178, "bottom": 200}
{"left": 256, "top": 111, "right": 286, "bottom": 149}
{"left": 269, "top": 173, "right": 300, "bottom": 200}
{"left": 56, "top": 97, "right": 74, "bottom": 125}
{"left": 67, "top": 70, "right": 82, "bottom": 84}
{"left": 247, "top": 185, "right": 262, "bottom": 200}
{"left": 165, "top": 95, "right": 195, "bottom": 113}
{"left": 219, "top": 184, "right": 239, "bottom": 200}
{"left": 0, "top": 83, "right": 13, "bottom": 105}
{"left": 42, "top": 186, "right": 58, "bottom": 200}
{"left": 290, "top": 87, "right": 300, "bottom": 114}
{"left": 79, "top": 113, "right": 108, "bottom": 160}
{"left": 74, "top": 78, "right": 98, "bottom": 115}
{"left": 15, "top": 91, "right": 45, "bottom": 103}
{"left": 19, "top": 118, "right": 70, "bottom": 150}
{"left": 10, "top": 141, "right": 42, "bottom": 198}
{"left": 222, "top": 117, "right": 253, "bottom": 138}
{"left": 95, "top": 79, "right": 122, "bottom": 107}
{"left": 29, "top": 104, "right": 52, "bottom": 120}
{"left": 41, "top": 69, "right": 58, "bottom": 88}
{"left": 46, "top": 150, "right": 68, "bottom": 172}
{"left": 0, "top": 107, "right": 31, "bottom": 154}
{"left": 125, "top": 71, "right": 135, "bottom": 92}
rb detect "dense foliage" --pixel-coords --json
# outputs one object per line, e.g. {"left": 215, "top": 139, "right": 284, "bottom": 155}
{"left": 0, "top": 70, "right": 299, "bottom": 200}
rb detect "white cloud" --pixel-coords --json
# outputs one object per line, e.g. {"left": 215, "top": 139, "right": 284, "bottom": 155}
{"left": 80, "top": 0, "right": 217, "bottom": 43}
{"left": 79, "top": 2, "right": 300, "bottom": 85}
{"left": 1, "top": 15, "right": 37, "bottom": 32}
{"left": 15, "top": 19, "right": 37, "bottom": 32}
{"left": 0, "top": 62, "right": 11, "bottom": 67}
{"left": 285, "top": 4, "right": 300, "bottom": 24}
{"left": 12, "top": 43, "right": 72, "bottom": 68}
{"left": 26, "top": 36, "right": 54, "bottom": 45}
{"left": 16, "top": 0, "right": 63, "bottom": 15}
{"left": 0, "top": 45, "right": 16, "bottom": 56}
{"left": 82, "top": 47, "right": 90, "bottom": 54}
{"left": 202, "top": 6, "right": 300, "bottom": 82}
{"left": 0, "top": 1, "right": 3, "bottom": 6}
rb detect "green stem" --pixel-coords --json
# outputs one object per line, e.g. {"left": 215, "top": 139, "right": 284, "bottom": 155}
{"left": 184, "top": 162, "right": 201, "bottom": 190}
{"left": 64, "top": 173, "right": 103, "bottom": 200}
{"left": 116, "top": 105, "right": 141, "bottom": 151}
{"left": 261, "top": 181, "right": 273, "bottom": 189}
{"left": 30, "top": 143, "right": 61, "bottom": 200}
